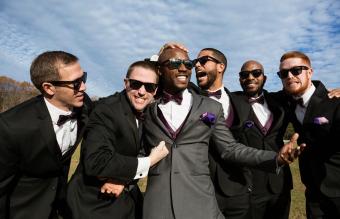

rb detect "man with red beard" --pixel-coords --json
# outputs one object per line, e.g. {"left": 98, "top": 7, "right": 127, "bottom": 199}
{"left": 276, "top": 51, "right": 340, "bottom": 218}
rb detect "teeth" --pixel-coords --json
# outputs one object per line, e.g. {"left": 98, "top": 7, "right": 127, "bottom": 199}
{"left": 177, "top": 76, "right": 187, "bottom": 81}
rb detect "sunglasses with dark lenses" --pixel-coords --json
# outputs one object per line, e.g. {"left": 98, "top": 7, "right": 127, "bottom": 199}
{"left": 127, "top": 79, "right": 158, "bottom": 93}
{"left": 161, "top": 58, "right": 194, "bottom": 70}
{"left": 239, "top": 69, "right": 263, "bottom": 79}
{"left": 49, "top": 72, "right": 87, "bottom": 91}
{"left": 193, "top": 56, "right": 221, "bottom": 66}
{"left": 277, "top": 66, "right": 309, "bottom": 79}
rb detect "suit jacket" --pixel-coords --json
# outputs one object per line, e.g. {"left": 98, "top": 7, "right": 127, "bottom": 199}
{"left": 142, "top": 89, "right": 279, "bottom": 219}
{"left": 0, "top": 94, "right": 90, "bottom": 219}
{"left": 286, "top": 81, "right": 340, "bottom": 197}
{"left": 230, "top": 90, "right": 292, "bottom": 194}
{"left": 67, "top": 91, "right": 143, "bottom": 219}
{"left": 208, "top": 87, "right": 252, "bottom": 196}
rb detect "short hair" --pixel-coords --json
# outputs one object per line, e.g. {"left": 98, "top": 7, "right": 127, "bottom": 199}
{"left": 126, "top": 60, "right": 159, "bottom": 82}
{"left": 280, "top": 51, "right": 311, "bottom": 66}
{"left": 30, "top": 51, "right": 78, "bottom": 92}
{"left": 200, "top": 48, "right": 228, "bottom": 73}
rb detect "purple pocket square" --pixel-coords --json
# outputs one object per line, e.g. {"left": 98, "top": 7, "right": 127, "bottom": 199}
{"left": 313, "top": 116, "right": 329, "bottom": 125}
{"left": 200, "top": 112, "right": 216, "bottom": 126}
{"left": 244, "top": 120, "right": 254, "bottom": 128}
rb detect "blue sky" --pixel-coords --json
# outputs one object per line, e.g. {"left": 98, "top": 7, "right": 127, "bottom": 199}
{"left": 0, "top": 0, "right": 339, "bottom": 97}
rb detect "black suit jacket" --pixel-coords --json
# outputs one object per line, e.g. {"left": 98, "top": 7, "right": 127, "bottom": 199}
{"left": 67, "top": 91, "right": 143, "bottom": 219}
{"left": 208, "top": 87, "right": 252, "bottom": 196}
{"left": 287, "top": 81, "right": 340, "bottom": 197}
{"left": 230, "top": 90, "right": 292, "bottom": 194}
{"left": 0, "top": 95, "right": 90, "bottom": 219}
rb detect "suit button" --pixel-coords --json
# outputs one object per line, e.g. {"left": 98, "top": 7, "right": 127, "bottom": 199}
{"left": 51, "top": 186, "right": 56, "bottom": 191}
{"left": 247, "top": 187, "right": 252, "bottom": 192}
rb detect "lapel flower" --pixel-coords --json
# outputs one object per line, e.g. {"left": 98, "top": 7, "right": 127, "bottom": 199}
{"left": 200, "top": 112, "right": 216, "bottom": 126}
{"left": 313, "top": 116, "right": 329, "bottom": 125}
{"left": 244, "top": 120, "right": 254, "bottom": 128}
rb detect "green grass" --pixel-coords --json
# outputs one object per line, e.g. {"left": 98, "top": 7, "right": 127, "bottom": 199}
{"left": 69, "top": 145, "right": 306, "bottom": 219}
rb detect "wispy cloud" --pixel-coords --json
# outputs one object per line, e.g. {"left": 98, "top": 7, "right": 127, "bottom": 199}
{"left": 0, "top": 0, "right": 339, "bottom": 96}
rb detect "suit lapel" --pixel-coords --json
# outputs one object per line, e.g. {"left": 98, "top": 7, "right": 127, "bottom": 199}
{"left": 302, "top": 82, "right": 325, "bottom": 125}
{"left": 35, "top": 97, "right": 62, "bottom": 162}
{"left": 149, "top": 100, "right": 174, "bottom": 141}
{"left": 264, "top": 92, "right": 285, "bottom": 134}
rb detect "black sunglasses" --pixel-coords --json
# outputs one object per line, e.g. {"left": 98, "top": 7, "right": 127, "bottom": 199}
{"left": 49, "top": 72, "right": 87, "bottom": 91}
{"left": 239, "top": 69, "right": 263, "bottom": 79}
{"left": 193, "top": 56, "right": 221, "bottom": 66}
{"left": 161, "top": 58, "right": 194, "bottom": 70}
{"left": 277, "top": 66, "right": 309, "bottom": 79}
{"left": 126, "top": 79, "right": 158, "bottom": 93}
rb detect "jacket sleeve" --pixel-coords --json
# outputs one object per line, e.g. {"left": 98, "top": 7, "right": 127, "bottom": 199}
{"left": 211, "top": 106, "right": 278, "bottom": 172}
{"left": 0, "top": 115, "right": 19, "bottom": 218}
{"left": 82, "top": 103, "right": 138, "bottom": 184}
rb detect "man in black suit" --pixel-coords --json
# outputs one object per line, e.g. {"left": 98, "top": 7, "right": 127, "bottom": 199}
{"left": 66, "top": 60, "right": 168, "bottom": 219}
{"left": 233, "top": 60, "right": 292, "bottom": 219}
{"left": 194, "top": 47, "right": 252, "bottom": 219}
{"left": 0, "top": 51, "right": 91, "bottom": 219}
{"left": 142, "top": 47, "right": 302, "bottom": 219}
{"left": 277, "top": 51, "right": 340, "bottom": 218}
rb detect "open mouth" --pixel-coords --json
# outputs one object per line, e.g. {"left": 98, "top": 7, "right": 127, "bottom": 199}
{"left": 196, "top": 72, "right": 207, "bottom": 78}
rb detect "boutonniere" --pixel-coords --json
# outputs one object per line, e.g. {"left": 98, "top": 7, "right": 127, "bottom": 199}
{"left": 244, "top": 120, "right": 255, "bottom": 128}
{"left": 313, "top": 116, "right": 329, "bottom": 125}
{"left": 200, "top": 112, "right": 216, "bottom": 126}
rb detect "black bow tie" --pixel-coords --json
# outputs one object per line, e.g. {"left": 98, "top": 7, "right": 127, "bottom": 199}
{"left": 135, "top": 111, "right": 145, "bottom": 121}
{"left": 248, "top": 95, "right": 265, "bottom": 105}
{"left": 292, "top": 98, "right": 304, "bottom": 107}
{"left": 161, "top": 92, "right": 183, "bottom": 105}
{"left": 57, "top": 112, "right": 77, "bottom": 126}
{"left": 207, "top": 89, "right": 222, "bottom": 99}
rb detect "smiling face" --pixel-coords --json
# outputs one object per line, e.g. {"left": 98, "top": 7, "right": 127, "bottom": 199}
{"left": 125, "top": 66, "right": 158, "bottom": 112}
{"left": 279, "top": 57, "right": 313, "bottom": 96}
{"left": 239, "top": 60, "right": 266, "bottom": 97}
{"left": 158, "top": 48, "right": 192, "bottom": 94}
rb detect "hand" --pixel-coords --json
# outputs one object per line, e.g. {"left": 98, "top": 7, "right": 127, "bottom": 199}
{"left": 158, "top": 42, "right": 189, "bottom": 55}
{"left": 100, "top": 180, "right": 125, "bottom": 197}
{"left": 328, "top": 88, "right": 340, "bottom": 98}
{"left": 149, "top": 141, "right": 169, "bottom": 166}
{"left": 277, "top": 133, "right": 306, "bottom": 165}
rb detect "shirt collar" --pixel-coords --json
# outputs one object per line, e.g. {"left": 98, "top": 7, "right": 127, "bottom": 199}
{"left": 293, "top": 84, "right": 315, "bottom": 107}
{"left": 44, "top": 98, "right": 73, "bottom": 124}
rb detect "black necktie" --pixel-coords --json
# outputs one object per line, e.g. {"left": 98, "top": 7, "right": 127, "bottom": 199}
{"left": 161, "top": 92, "right": 183, "bottom": 105}
{"left": 248, "top": 95, "right": 265, "bottom": 105}
{"left": 135, "top": 111, "right": 145, "bottom": 121}
{"left": 207, "top": 89, "right": 222, "bottom": 99}
{"left": 57, "top": 112, "right": 77, "bottom": 126}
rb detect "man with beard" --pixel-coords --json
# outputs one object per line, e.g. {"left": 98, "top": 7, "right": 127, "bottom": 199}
{"left": 276, "top": 51, "right": 340, "bottom": 218}
{"left": 231, "top": 60, "right": 293, "bottom": 219}
{"left": 141, "top": 46, "right": 302, "bottom": 219}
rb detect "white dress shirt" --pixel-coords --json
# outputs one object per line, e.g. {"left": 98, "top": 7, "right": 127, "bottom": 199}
{"left": 44, "top": 98, "right": 77, "bottom": 155}
{"left": 249, "top": 94, "right": 272, "bottom": 127}
{"left": 294, "top": 84, "right": 316, "bottom": 124}
{"left": 158, "top": 89, "right": 192, "bottom": 131}
{"left": 208, "top": 85, "right": 231, "bottom": 119}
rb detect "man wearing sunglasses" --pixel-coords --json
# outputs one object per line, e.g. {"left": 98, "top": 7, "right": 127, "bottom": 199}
{"left": 67, "top": 60, "right": 169, "bottom": 219}
{"left": 0, "top": 51, "right": 92, "bottom": 219}
{"left": 142, "top": 46, "right": 303, "bottom": 219}
{"left": 276, "top": 51, "right": 340, "bottom": 218}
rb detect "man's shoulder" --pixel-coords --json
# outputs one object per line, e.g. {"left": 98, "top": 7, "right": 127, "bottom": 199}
{"left": 1, "top": 95, "right": 42, "bottom": 117}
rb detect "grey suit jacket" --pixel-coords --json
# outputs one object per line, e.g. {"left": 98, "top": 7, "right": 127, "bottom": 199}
{"left": 142, "top": 90, "right": 278, "bottom": 219}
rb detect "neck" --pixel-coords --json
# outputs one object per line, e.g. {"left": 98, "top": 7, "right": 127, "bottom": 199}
{"left": 45, "top": 96, "right": 72, "bottom": 112}
{"left": 208, "top": 81, "right": 223, "bottom": 92}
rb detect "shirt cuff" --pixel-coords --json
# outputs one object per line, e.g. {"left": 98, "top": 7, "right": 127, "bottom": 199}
{"left": 275, "top": 156, "right": 283, "bottom": 175}
{"left": 134, "top": 157, "right": 151, "bottom": 179}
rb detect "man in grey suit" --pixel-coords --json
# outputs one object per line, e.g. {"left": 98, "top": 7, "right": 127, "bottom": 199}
{"left": 142, "top": 47, "right": 303, "bottom": 219}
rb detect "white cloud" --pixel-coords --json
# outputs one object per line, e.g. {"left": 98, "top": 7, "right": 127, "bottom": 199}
{"left": 0, "top": 0, "right": 339, "bottom": 96}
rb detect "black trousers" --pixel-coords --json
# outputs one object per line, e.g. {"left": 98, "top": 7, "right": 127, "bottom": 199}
{"left": 306, "top": 189, "right": 340, "bottom": 219}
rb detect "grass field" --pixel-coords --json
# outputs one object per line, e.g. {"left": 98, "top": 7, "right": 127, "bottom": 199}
{"left": 69, "top": 145, "right": 307, "bottom": 219}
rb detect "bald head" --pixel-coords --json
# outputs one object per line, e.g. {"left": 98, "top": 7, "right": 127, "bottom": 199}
{"left": 241, "top": 60, "right": 264, "bottom": 73}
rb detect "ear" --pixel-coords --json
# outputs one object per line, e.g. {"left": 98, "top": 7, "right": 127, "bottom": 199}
{"left": 42, "top": 82, "right": 56, "bottom": 96}
{"left": 217, "top": 63, "right": 225, "bottom": 74}
{"left": 308, "top": 68, "right": 313, "bottom": 79}
{"left": 263, "top": 75, "right": 267, "bottom": 85}
{"left": 124, "top": 79, "right": 129, "bottom": 90}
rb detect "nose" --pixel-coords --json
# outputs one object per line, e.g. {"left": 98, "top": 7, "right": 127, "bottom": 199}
{"left": 137, "top": 85, "right": 146, "bottom": 95}
{"left": 286, "top": 71, "right": 294, "bottom": 79}
{"left": 79, "top": 81, "right": 86, "bottom": 92}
